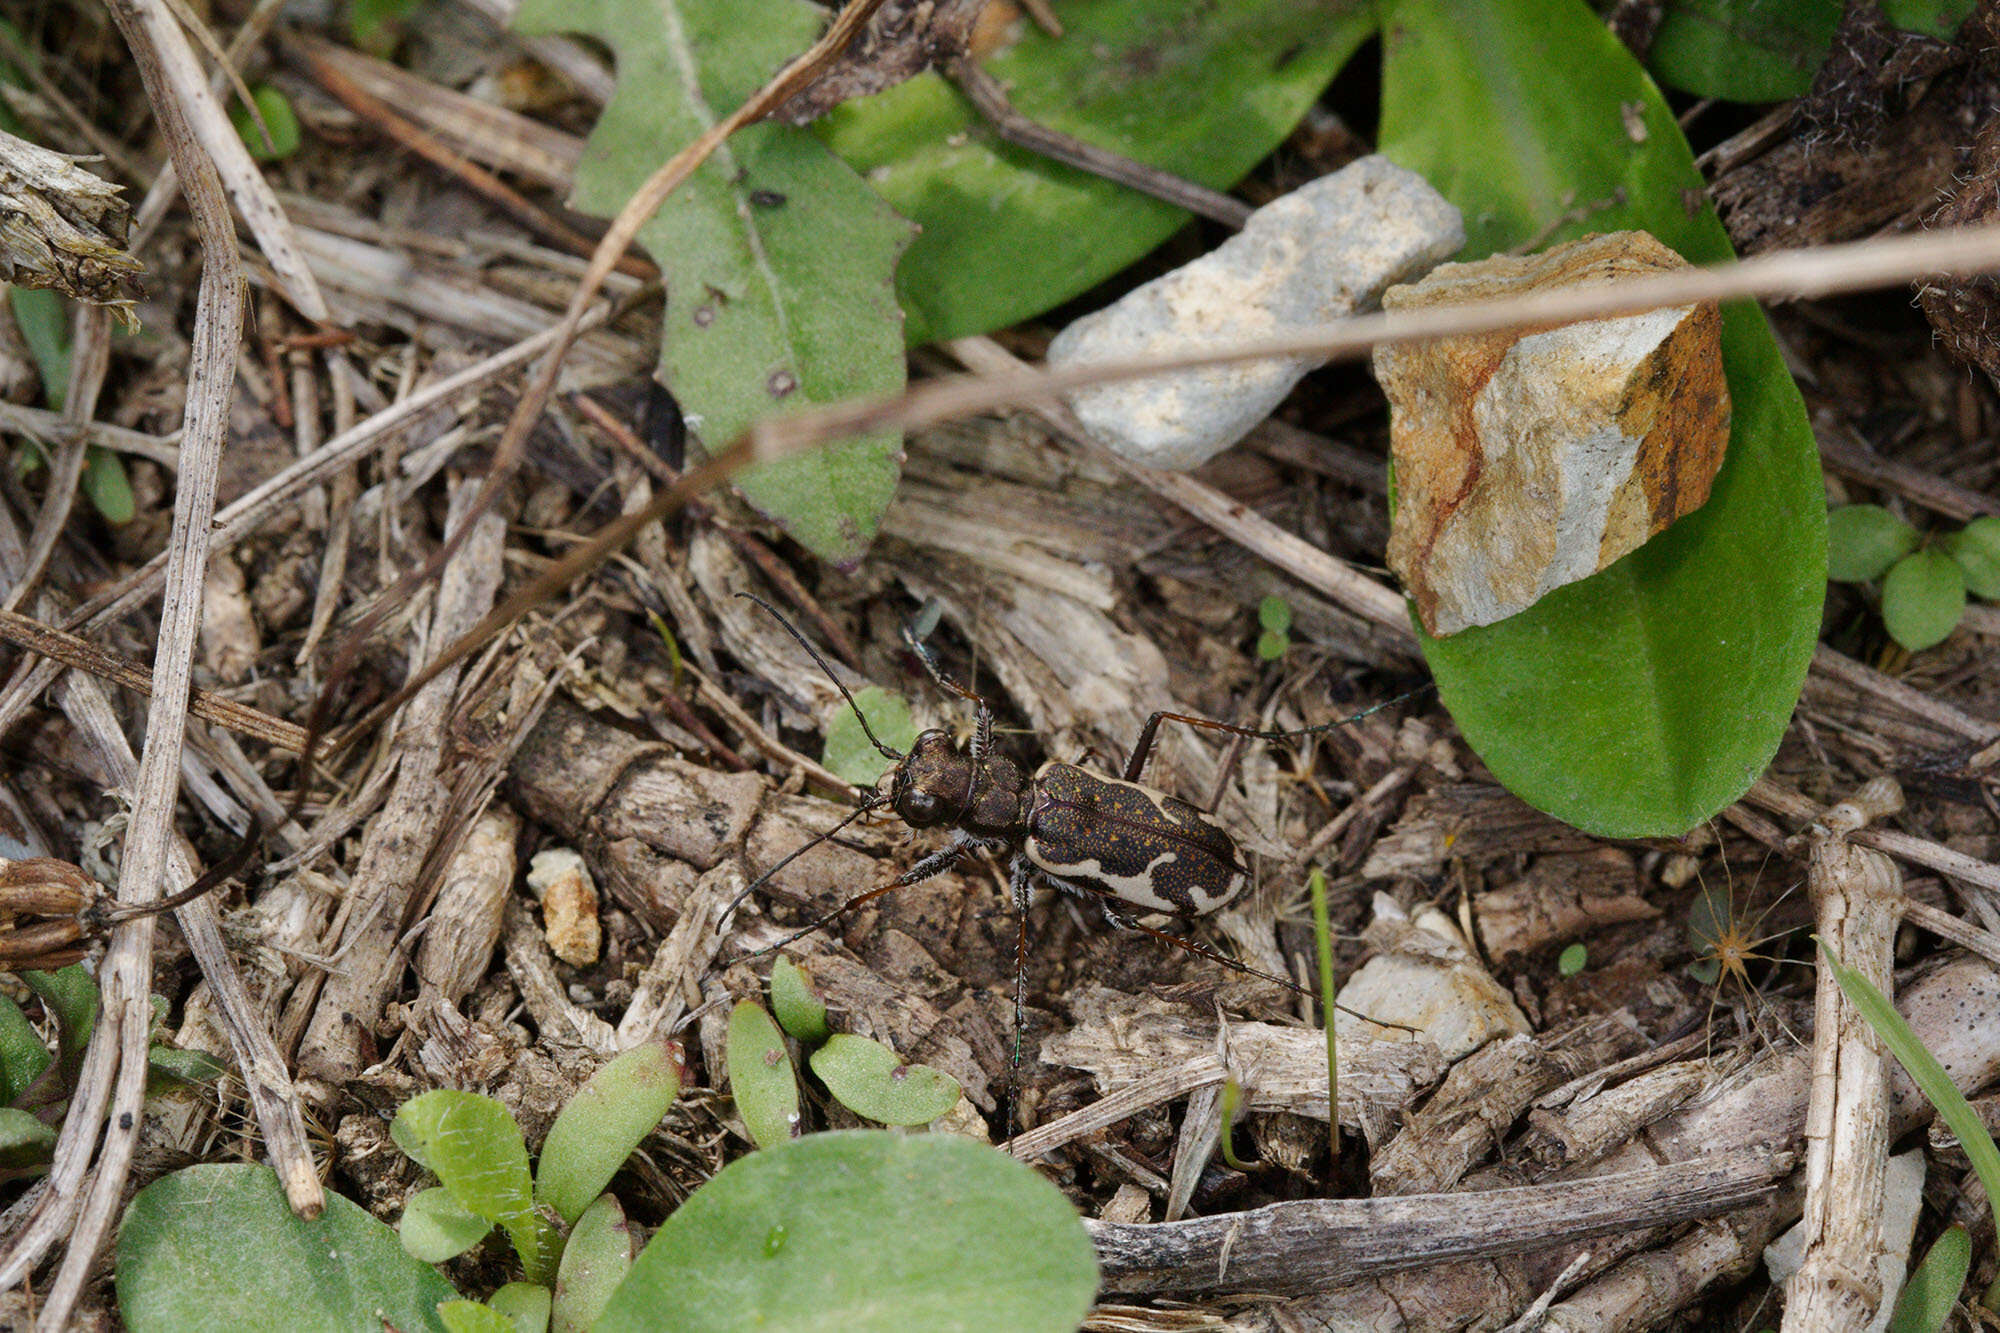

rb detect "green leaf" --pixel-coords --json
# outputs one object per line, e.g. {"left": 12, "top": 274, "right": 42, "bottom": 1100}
{"left": 808, "top": 1033, "right": 960, "bottom": 1125}
{"left": 145, "top": 1044, "right": 228, "bottom": 1095}
{"left": 1882, "top": 549, "right": 1966, "bottom": 652}
{"left": 1255, "top": 628, "right": 1289, "bottom": 661}
{"left": 1888, "top": 1224, "right": 1970, "bottom": 1333}
{"left": 552, "top": 1194, "right": 633, "bottom": 1333}
{"left": 1647, "top": 0, "right": 1839, "bottom": 102}
{"left": 439, "top": 1303, "right": 518, "bottom": 1333}
{"left": 1941, "top": 516, "right": 2000, "bottom": 599}
{"left": 229, "top": 84, "right": 302, "bottom": 161}
{"left": 1308, "top": 867, "right": 1337, "bottom": 1158}
{"left": 821, "top": 685, "right": 918, "bottom": 786}
{"left": 392, "top": 1090, "right": 560, "bottom": 1285}
{"left": 535, "top": 1035, "right": 683, "bottom": 1226}
{"left": 1557, "top": 942, "right": 1589, "bottom": 977}
{"left": 819, "top": 1, "right": 1374, "bottom": 344}
{"left": 1880, "top": 0, "right": 1979, "bottom": 40}
{"left": 1258, "top": 595, "right": 1294, "bottom": 634}
{"left": 1828, "top": 505, "right": 1921, "bottom": 583}
{"left": 513, "top": 0, "right": 913, "bottom": 565}
{"left": 1820, "top": 944, "right": 2000, "bottom": 1245}
{"left": 1380, "top": 0, "right": 1824, "bottom": 837}
{"left": 117, "top": 1163, "right": 459, "bottom": 1333}
{"left": 769, "top": 956, "right": 831, "bottom": 1045}
{"left": 23, "top": 965, "right": 98, "bottom": 1091}
{"left": 348, "top": 0, "right": 420, "bottom": 55}
{"left": 0, "top": 1107, "right": 54, "bottom": 1175}
{"left": 0, "top": 994, "right": 51, "bottom": 1105}
{"left": 399, "top": 1185, "right": 493, "bottom": 1263}
{"left": 594, "top": 1131, "right": 1097, "bottom": 1333}
{"left": 726, "top": 1000, "right": 801, "bottom": 1149}
{"left": 489, "top": 1282, "right": 552, "bottom": 1333}
{"left": 8, "top": 287, "right": 69, "bottom": 410}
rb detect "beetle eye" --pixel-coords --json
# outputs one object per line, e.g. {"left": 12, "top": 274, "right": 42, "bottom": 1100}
{"left": 903, "top": 791, "right": 940, "bottom": 824}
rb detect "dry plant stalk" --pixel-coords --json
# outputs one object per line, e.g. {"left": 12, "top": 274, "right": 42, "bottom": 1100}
{"left": 1785, "top": 777, "right": 1907, "bottom": 1331}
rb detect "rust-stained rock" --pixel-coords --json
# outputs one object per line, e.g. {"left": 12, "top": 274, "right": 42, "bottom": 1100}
{"left": 526, "top": 847, "right": 602, "bottom": 968}
{"left": 1373, "top": 231, "right": 1730, "bottom": 637}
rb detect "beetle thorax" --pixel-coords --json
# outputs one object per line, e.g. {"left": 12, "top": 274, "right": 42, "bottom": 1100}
{"left": 888, "top": 730, "right": 1028, "bottom": 840}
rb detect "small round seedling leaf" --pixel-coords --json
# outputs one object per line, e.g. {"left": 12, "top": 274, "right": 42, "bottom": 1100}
{"left": 439, "top": 1302, "right": 517, "bottom": 1333}
{"left": 808, "top": 1033, "right": 959, "bottom": 1125}
{"left": 117, "top": 1163, "right": 459, "bottom": 1333}
{"left": 593, "top": 1131, "right": 1098, "bottom": 1333}
{"left": 552, "top": 1193, "right": 632, "bottom": 1333}
{"left": 769, "top": 957, "right": 830, "bottom": 1045}
{"left": 1882, "top": 550, "right": 1966, "bottom": 652}
{"left": 399, "top": 1185, "right": 493, "bottom": 1263}
{"left": 1888, "top": 1223, "right": 1970, "bottom": 1333}
{"left": 1255, "top": 628, "right": 1289, "bottom": 661}
{"left": 1943, "top": 516, "right": 2000, "bottom": 599}
{"left": 82, "top": 447, "right": 134, "bottom": 525}
{"left": 726, "top": 1001, "right": 800, "bottom": 1149}
{"left": 489, "top": 1282, "right": 552, "bottom": 1333}
{"left": 229, "top": 85, "right": 301, "bottom": 161}
{"left": 1258, "top": 595, "right": 1293, "bottom": 634}
{"left": 821, "top": 686, "right": 917, "bottom": 786}
{"left": 535, "top": 1035, "right": 682, "bottom": 1226}
{"left": 392, "top": 1090, "right": 558, "bottom": 1284}
{"left": 1557, "top": 943, "right": 1588, "bottom": 977}
{"left": 1827, "top": 505, "right": 1922, "bottom": 583}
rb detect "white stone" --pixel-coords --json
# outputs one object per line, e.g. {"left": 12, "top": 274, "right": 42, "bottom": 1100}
{"left": 1047, "top": 156, "right": 1464, "bottom": 471}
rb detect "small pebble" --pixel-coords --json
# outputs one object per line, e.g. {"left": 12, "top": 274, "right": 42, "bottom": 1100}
{"left": 1048, "top": 155, "right": 1464, "bottom": 471}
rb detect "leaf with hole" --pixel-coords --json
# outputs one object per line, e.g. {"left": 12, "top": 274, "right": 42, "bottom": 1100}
{"left": 392, "top": 1090, "right": 560, "bottom": 1284}
{"left": 116, "top": 1163, "right": 459, "bottom": 1332}
{"left": 769, "top": 956, "right": 830, "bottom": 1045}
{"left": 593, "top": 1131, "right": 1096, "bottom": 1333}
{"left": 809, "top": 1032, "right": 960, "bottom": 1125}
{"left": 821, "top": 686, "right": 918, "bottom": 786}
{"left": 818, "top": 0, "right": 1376, "bottom": 345}
{"left": 513, "top": 0, "right": 914, "bottom": 565}
{"left": 535, "top": 1035, "right": 682, "bottom": 1226}
{"left": 1881, "top": 549, "right": 1965, "bottom": 652}
{"left": 1827, "top": 505, "right": 1920, "bottom": 583}
{"left": 726, "top": 1000, "right": 800, "bottom": 1149}
{"left": 1379, "top": 0, "right": 1824, "bottom": 837}
{"left": 1941, "top": 516, "right": 2000, "bottom": 599}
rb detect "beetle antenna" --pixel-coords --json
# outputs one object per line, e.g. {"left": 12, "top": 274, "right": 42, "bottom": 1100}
{"left": 737, "top": 592, "right": 903, "bottom": 761}
{"left": 718, "top": 794, "right": 884, "bottom": 931}
{"left": 899, "top": 618, "right": 984, "bottom": 708}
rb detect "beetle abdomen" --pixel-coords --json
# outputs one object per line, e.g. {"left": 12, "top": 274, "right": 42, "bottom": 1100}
{"left": 1025, "top": 763, "right": 1246, "bottom": 915}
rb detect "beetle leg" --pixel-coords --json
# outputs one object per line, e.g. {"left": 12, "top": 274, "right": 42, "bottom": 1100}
{"left": 743, "top": 835, "right": 984, "bottom": 959}
{"left": 1120, "top": 685, "right": 1434, "bottom": 784}
{"left": 1007, "top": 854, "right": 1036, "bottom": 915}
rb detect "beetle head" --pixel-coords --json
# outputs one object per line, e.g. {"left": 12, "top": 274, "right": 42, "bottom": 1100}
{"left": 887, "top": 729, "right": 970, "bottom": 829}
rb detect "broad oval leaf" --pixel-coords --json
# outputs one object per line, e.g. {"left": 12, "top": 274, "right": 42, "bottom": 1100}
{"left": 1882, "top": 549, "right": 1966, "bottom": 652}
{"left": 553, "top": 1194, "right": 634, "bottom": 1333}
{"left": 769, "top": 956, "right": 831, "bottom": 1045}
{"left": 593, "top": 1131, "right": 1097, "bottom": 1333}
{"left": 808, "top": 1033, "right": 960, "bottom": 1125}
{"left": 821, "top": 686, "right": 917, "bottom": 787}
{"left": 726, "top": 1000, "right": 801, "bottom": 1149}
{"left": 117, "top": 1163, "right": 459, "bottom": 1333}
{"left": 1647, "top": 0, "right": 1840, "bottom": 102}
{"left": 393, "top": 1090, "right": 559, "bottom": 1285}
{"left": 1942, "top": 516, "right": 2000, "bottom": 599}
{"left": 1828, "top": 504, "right": 1921, "bottom": 582}
{"left": 0, "top": 994, "right": 50, "bottom": 1105}
{"left": 513, "top": 0, "right": 913, "bottom": 566}
{"left": 818, "top": 0, "right": 1374, "bottom": 345}
{"left": 399, "top": 1185, "right": 493, "bottom": 1263}
{"left": 489, "top": 1282, "right": 553, "bottom": 1333}
{"left": 535, "top": 1035, "right": 683, "bottom": 1225}
{"left": 439, "top": 1303, "right": 517, "bottom": 1333}
{"left": 1380, "top": 0, "right": 1825, "bottom": 837}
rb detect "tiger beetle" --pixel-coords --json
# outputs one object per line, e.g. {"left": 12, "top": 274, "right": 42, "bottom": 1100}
{"left": 726, "top": 592, "right": 1428, "bottom": 1111}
